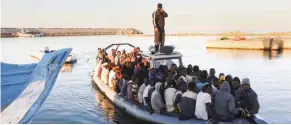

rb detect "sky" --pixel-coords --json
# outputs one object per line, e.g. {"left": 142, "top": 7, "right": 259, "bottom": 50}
{"left": 1, "top": 0, "right": 291, "bottom": 33}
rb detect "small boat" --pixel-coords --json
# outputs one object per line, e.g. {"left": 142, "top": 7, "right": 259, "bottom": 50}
{"left": 1, "top": 48, "right": 72, "bottom": 124}
{"left": 91, "top": 43, "right": 268, "bottom": 124}
{"left": 30, "top": 47, "right": 77, "bottom": 64}
{"left": 17, "top": 29, "right": 43, "bottom": 37}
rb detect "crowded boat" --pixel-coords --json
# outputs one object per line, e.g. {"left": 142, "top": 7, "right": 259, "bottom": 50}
{"left": 91, "top": 43, "right": 267, "bottom": 124}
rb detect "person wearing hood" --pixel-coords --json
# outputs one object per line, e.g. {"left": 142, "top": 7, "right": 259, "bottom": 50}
{"left": 190, "top": 65, "right": 200, "bottom": 78}
{"left": 179, "top": 81, "right": 198, "bottom": 120}
{"left": 164, "top": 77, "right": 177, "bottom": 112}
{"left": 231, "top": 77, "right": 241, "bottom": 96}
{"left": 196, "top": 71, "right": 209, "bottom": 91}
{"left": 206, "top": 68, "right": 219, "bottom": 85}
{"left": 214, "top": 81, "right": 241, "bottom": 121}
{"left": 151, "top": 82, "right": 166, "bottom": 113}
{"left": 235, "top": 78, "right": 260, "bottom": 117}
{"left": 138, "top": 78, "right": 149, "bottom": 104}
{"left": 195, "top": 84, "right": 214, "bottom": 120}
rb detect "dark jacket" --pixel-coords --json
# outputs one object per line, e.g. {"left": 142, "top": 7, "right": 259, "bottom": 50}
{"left": 179, "top": 90, "right": 197, "bottom": 120}
{"left": 152, "top": 10, "right": 168, "bottom": 28}
{"left": 122, "top": 62, "right": 134, "bottom": 80}
{"left": 235, "top": 88, "right": 260, "bottom": 116}
{"left": 214, "top": 81, "right": 238, "bottom": 120}
{"left": 133, "top": 69, "right": 144, "bottom": 86}
{"left": 206, "top": 76, "right": 219, "bottom": 85}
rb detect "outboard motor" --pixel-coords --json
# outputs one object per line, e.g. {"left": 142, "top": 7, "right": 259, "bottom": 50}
{"left": 44, "top": 47, "right": 50, "bottom": 53}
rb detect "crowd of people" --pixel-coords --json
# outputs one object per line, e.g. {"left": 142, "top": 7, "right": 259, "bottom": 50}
{"left": 93, "top": 46, "right": 260, "bottom": 122}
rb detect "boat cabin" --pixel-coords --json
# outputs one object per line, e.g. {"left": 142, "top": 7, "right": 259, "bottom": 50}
{"left": 140, "top": 50, "right": 183, "bottom": 69}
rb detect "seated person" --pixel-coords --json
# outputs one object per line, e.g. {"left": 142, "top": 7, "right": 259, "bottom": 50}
{"left": 143, "top": 77, "right": 156, "bottom": 106}
{"left": 214, "top": 81, "right": 241, "bottom": 121}
{"left": 196, "top": 71, "right": 209, "bottom": 91}
{"left": 151, "top": 82, "right": 166, "bottom": 113}
{"left": 118, "top": 76, "right": 129, "bottom": 97}
{"left": 164, "top": 77, "right": 177, "bottom": 112}
{"left": 101, "top": 63, "right": 110, "bottom": 85}
{"left": 94, "top": 59, "right": 103, "bottom": 77}
{"left": 179, "top": 81, "right": 198, "bottom": 120}
{"left": 115, "top": 72, "right": 123, "bottom": 93}
{"left": 190, "top": 65, "right": 200, "bottom": 78}
{"left": 173, "top": 78, "right": 187, "bottom": 112}
{"left": 231, "top": 77, "right": 241, "bottom": 96}
{"left": 126, "top": 78, "right": 135, "bottom": 101}
{"left": 235, "top": 78, "right": 260, "bottom": 117}
{"left": 108, "top": 66, "right": 117, "bottom": 89}
{"left": 138, "top": 78, "right": 149, "bottom": 104}
{"left": 206, "top": 68, "right": 219, "bottom": 85}
{"left": 195, "top": 84, "right": 214, "bottom": 120}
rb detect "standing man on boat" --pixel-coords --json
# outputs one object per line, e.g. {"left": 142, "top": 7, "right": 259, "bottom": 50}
{"left": 152, "top": 3, "right": 168, "bottom": 52}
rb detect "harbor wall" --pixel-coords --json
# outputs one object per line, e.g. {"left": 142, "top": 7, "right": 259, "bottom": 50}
{"left": 1, "top": 28, "right": 143, "bottom": 37}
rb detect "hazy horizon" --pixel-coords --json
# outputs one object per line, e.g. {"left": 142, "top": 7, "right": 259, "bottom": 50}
{"left": 1, "top": 0, "right": 291, "bottom": 33}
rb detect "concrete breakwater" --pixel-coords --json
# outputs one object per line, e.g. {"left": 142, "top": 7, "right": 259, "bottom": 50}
{"left": 206, "top": 37, "right": 291, "bottom": 50}
{"left": 1, "top": 28, "right": 143, "bottom": 37}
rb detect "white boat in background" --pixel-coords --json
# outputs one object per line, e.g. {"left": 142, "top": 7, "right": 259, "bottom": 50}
{"left": 16, "top": 29, "right": 44, "bottom": 37}
{"left": 1, "top": 48, "right": 72, "bottom": 124}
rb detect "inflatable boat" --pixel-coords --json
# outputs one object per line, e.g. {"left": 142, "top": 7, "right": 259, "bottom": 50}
{"left": 91, "top": 43, "right": 268, "bottom": 124}
{"left": 1, "top": 48, "right": 72, "bottom": 124}
{"left": 30, "top": 47, "right": 77, "bottom": 64}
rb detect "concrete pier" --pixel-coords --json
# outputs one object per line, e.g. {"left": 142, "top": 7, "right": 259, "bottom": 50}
{"left": 206, "top": 38, "right": 291, "bottom": 50}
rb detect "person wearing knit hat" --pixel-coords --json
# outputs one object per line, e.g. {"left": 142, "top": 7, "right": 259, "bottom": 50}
{"left": 235, "top": 78, "right": 260, "bottom": 117}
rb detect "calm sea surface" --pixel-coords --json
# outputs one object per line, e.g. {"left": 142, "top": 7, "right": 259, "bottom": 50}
{"left": 1, "top": 36, "right": 291, "bottom": 124}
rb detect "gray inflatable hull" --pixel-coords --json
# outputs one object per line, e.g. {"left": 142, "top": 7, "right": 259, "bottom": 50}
{"left": 92, "top": 75, "right": 268, "bottom": 124}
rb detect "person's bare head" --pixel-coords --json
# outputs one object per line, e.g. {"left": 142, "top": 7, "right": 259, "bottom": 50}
{"left": 117, "top": 51, "right": 121, "bottom": 56}
{"left": 157, "top": 3, "right": 162, "bottom": 9}
{"left": 111, "top": 49, "right": 116, "bottom": 54}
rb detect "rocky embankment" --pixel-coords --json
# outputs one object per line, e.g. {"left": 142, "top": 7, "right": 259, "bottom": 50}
{"left": 1, "top": 28, "right": 143, "bottom": 37}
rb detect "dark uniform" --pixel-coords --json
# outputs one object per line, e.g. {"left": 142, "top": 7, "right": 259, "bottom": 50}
{"left": 152, "top": 5, "right": 168, "bottom": 49}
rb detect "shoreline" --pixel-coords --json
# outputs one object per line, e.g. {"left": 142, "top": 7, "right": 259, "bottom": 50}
{"left": 1, "top": 28, "right": 291, "bottom": 38}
